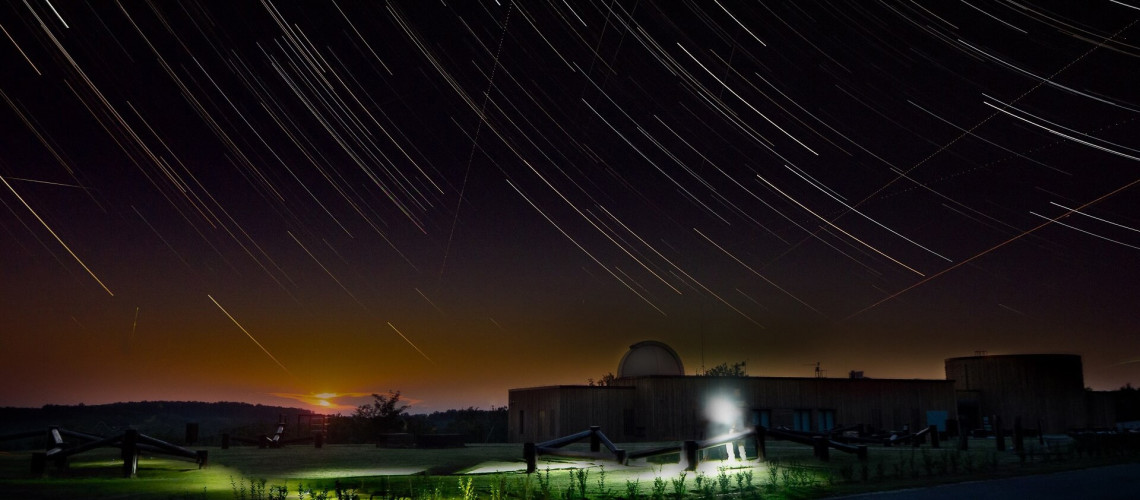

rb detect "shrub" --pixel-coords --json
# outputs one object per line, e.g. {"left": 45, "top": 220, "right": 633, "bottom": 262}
{"left": 670, "top": 471, "right": 687, "bottom": 500}
{"left": 651, "top": 475, "right": 667, "bottom": 500}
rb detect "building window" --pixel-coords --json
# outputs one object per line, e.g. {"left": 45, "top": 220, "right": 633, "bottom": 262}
{"left": 817, "top": 410, "right": 835, "bottom": 432}
{"left": 519, "top": 410, "right": 525, "bottom": 435}
{"left": 751, "top": 409, "right": 771, "bottom": 429}
{"left": 793, "top": 410, "right": 812, "bottom": 432}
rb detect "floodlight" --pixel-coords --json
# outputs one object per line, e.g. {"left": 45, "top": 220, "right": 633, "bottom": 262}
{"left": 706, "top": 396, "right": 741, "bottom": 426}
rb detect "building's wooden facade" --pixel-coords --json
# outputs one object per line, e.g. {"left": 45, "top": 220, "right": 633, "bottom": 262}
{"left": 509, "top": 376, "right": 958, "bottom": 443}
{"left": 509, "top": 386, "right": 636, "bottom": 444}
{"left": 945, "top": 354, "right": 1089, "bottom": 433}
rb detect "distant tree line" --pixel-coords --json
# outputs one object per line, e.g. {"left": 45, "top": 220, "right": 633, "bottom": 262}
{"left": 1117, "top": 383, "right": 1140, "bottom": 422}
{"left": 325, "top": 391, "right": 508, "bottom": 444}
{"left": 0, "top": 396, "right": 511, "bottom": 449}
{"left": 701, "top": 361, "right": 748, "bottom": 377}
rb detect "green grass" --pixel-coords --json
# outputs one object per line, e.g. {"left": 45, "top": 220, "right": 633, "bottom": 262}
{"left": 0, "top": 438, "right": 1136, "bottom": 499}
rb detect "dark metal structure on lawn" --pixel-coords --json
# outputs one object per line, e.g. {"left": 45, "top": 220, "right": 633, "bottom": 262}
{"left": 221, "top": 413, "right": 327, "bottom": 449}
{"left": 0, "top": 426, "right": 207, "bottom": 478}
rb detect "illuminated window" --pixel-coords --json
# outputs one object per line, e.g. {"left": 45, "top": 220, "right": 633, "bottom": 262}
{"left": 750, "top": 409, "right": 771, "bottom": 428}
{"left": 793, "top": 410, "right": 811, "bottom": 432}
{"left": 817, "top": 410, "right": 835, "bottom": 431}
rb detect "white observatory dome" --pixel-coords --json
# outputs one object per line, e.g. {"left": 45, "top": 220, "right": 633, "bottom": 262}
{"left": 617, "top": 340, "right": 685, "bottom": 378}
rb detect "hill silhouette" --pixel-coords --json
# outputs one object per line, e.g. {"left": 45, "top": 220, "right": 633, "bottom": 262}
{"left": 0, "top": 401, "right": 510, "bottom": 448}
{"left": 0, "top": 401, "right": 311, "bottom": 448}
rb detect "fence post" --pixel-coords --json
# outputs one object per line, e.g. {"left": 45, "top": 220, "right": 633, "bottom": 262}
{"left": 683, "top": 440, "right": 698, "bottom": 471}
{"left": 994, "top": 416, "right": 1006, "bottom": 452}
{"left": 524, "top": 442, "right": 537, "bottom": 473}
{"left": 813, "top": 436, "right": 830, "bottom": 461}
{"left": 589, "top": 426, "right": 601, "bottom": 452}
{"left": 122, "top": 430, "right": 139, "bottom": 478}
{"left": 31, "top": 452, "right": 46, "bottom": 476}
{"left": 754, "top": 427, "right": 766, "bottom": 462}
{"left": 958, "top": 417, "right": 969, "bottom": 451}
{"left": 185, "top": 423, "right": 199, "bottom": 445}
{"left": 1013, "top": 417, "right": 1024, "bottom": 454}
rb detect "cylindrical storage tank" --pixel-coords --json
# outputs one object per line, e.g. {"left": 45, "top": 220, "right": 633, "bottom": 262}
{"left": 945, "top": 354, "right": 1085, "bottom": 433}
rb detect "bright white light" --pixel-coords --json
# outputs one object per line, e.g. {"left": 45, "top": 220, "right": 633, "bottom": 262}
{"left": 706, "top": 396, "right": 741, "bottom": 426}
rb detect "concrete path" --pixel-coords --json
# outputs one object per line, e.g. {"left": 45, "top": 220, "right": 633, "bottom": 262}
{"left": 832, "top": 463, "right": 1140, "bottom": 499}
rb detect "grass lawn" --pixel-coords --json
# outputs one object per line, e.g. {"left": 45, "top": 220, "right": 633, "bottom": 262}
{"left": 0, "top": 437, "right": 1136, "bottom": 499}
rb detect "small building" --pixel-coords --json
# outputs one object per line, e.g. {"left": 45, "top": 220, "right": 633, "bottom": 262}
{"left": 946, "top": 353, "right": 1108, "bottom": 433}
{"left": 509, "top": 341, "right": 958, "bottom": 443}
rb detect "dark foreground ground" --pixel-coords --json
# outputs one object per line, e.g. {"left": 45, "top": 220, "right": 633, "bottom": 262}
{"left": 833, "top": 462, "right": 1140, "bottom": 499}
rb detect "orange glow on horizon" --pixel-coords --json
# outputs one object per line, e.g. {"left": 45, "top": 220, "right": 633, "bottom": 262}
{"left": 271, "top": 392, "right": 375, "bottom": 413}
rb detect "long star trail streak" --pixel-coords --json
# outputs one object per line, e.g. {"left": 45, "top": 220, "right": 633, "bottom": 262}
{"left": 287, "top": 231, "right": 365, "bottom": 307}
{"left": 208, "top": 294, "right": 297, "bottom": 379}
{"left": 507, "top": 179, "right": 668, "bottom": 316}
{"left": 0, "top": 21, "right": 41, "bottom": 75}
{"left": 440, "top": 2, "right": 515, "bottom": 281}
{"left": 0, "top": 176, "right": 114, "bottom": 296}
{"left": 846, "top": 176, "right": 1140, "bottom": 320}
{"left": 908, "top": 99, "right": 1070, "bottom": 175}
{"left": 784, "top": 165, "right": 953, "bottom": 262}
{"left": 693, "top": 227, "right": 825, "bottom": 317}
{"left": 676, "top": 43, "right": 818, "bottom": 156}
{"left": 387, "top": 322, "right": 434, "bottom": 364}
{"left": 127, "top": 306, "right": 140, "bottom": 353}
{"left": 588, "top": 210, "right": 763, "bottom": 328}
{"left": 1051, "top": 202, "right": 1140, "bottom": 234}
{"left": 982, "top": 101, "right": 1140, "bottom": 161}
{"left": 770, "top": 13, "right": 1137, "bottom": 282}
{"left": 757, "top": 174, "right": 926, "bottom": 276}
{"left": 1029, "top": 212, "right": 1140, "bottom": 251}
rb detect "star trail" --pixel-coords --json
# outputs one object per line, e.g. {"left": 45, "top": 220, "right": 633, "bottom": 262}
{"left": 1, "top": 1, "right": 1138, "bottom": 412}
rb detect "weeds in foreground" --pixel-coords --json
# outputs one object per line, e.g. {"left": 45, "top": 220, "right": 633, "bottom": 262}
{"left": 625, "top": 478, "right": 641, "bottom": 500}
{"left": 651, "top": 474, "right": 667, "bottom": 500}
{"left": 537, "top": 467, "right": 552, "bottom": 500}
{"left": 670, "top": 471, "right": 687, "bottom": 500}
{"left": 459, "top": 476, "right": 476, "bottom": 500}
{"left": 574, "top": 467, "right": 589, "bottom": 500}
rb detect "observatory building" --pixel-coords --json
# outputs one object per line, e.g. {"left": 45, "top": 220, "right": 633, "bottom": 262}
{"left": 509, "top": 341, "right": 957, "bottom": 443}
{"left": 946, "top": 353, "right": 1092, "bottom": 433}
{"left": 508, "top": 342, "right": 1110, "bottom": 443}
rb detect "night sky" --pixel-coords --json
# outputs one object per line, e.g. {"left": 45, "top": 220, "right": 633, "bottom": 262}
{"left": 2, "top": 1, "right": 1138, "bottom": 413}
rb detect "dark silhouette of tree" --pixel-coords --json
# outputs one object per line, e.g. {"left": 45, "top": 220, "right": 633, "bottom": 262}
{"left": 701, "top": 361, "right": 747, "bottom": 377}
{"left": 587, "top": 372, "right": 617, "bottom": 386}
{"left": 355, "top": 391, "right": 410, "bottom": 436}
{"left": 404, "top": 406, "right": 508, "bottom": 443}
